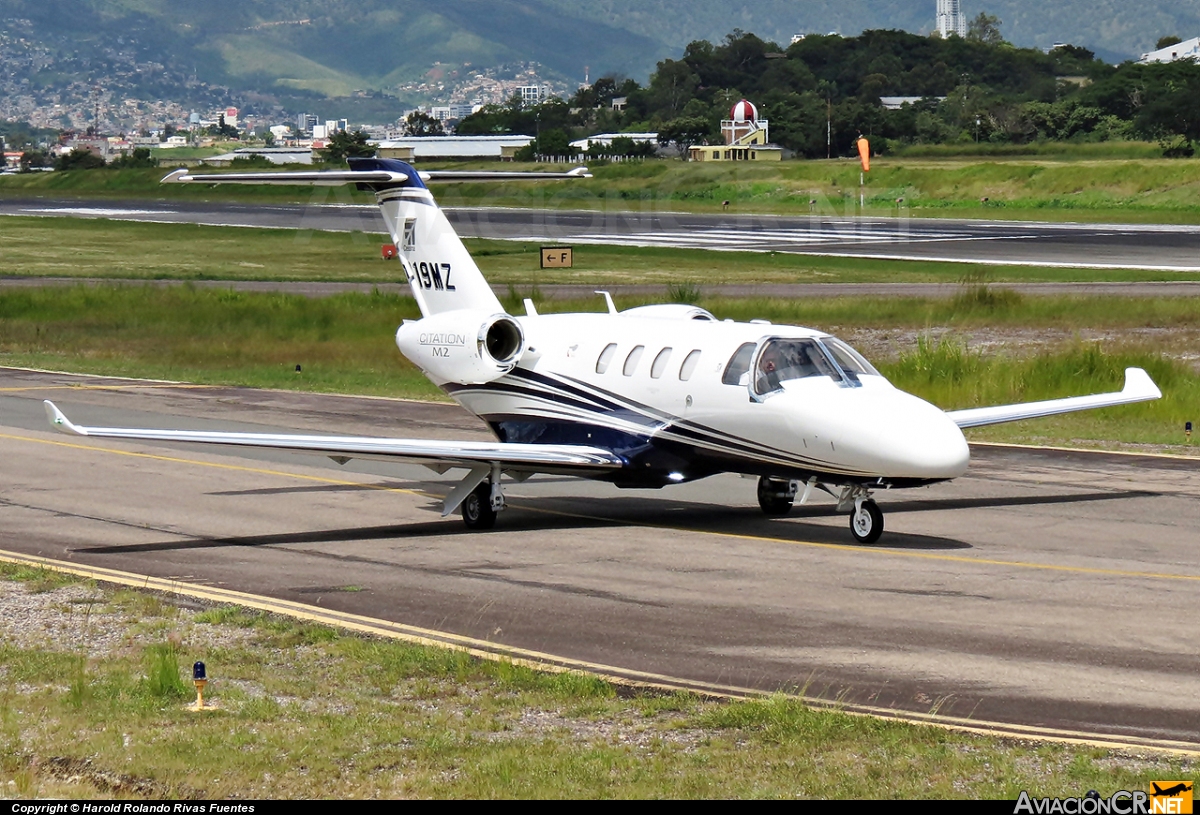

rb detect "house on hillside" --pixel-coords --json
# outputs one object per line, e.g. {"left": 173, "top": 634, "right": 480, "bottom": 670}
{"left": 1140, "top": 36, "right": 1200, "bottom": 63}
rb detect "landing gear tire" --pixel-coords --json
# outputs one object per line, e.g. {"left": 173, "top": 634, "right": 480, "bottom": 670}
{"left": 849, "top": 499, "right": 883, "bottom": 544}
{"left": 757, "top": 477, "right": 795, "bottom": 516}
{"left": 461, "top": 482, "right": 497, "bottom": 530}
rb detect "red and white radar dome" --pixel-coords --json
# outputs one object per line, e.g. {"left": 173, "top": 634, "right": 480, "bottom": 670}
{"left": 730, "top": 99, "right": 758, "bottom": 122}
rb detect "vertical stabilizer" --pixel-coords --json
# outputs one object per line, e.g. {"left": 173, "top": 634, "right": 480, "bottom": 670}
{"left": 352, "top": 158, "right": 502, "bottom": 317}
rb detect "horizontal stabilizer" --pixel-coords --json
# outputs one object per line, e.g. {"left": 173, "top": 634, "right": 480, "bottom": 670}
{"left": 946, "top": 367, "right": 1162, "bottom": 429}
{"left": 419, "top": 167, "right": 592, "bottom": 181}
{"left": 43, "top": 401, "right": 624, "bottom": 474}
{"left": 161, "top": 168, "right": 407, "bottom": 186}
{"left": 160, "top": 166, "right": 591, "bottom": 186}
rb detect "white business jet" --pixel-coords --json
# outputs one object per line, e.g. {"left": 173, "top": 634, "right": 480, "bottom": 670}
{"left": 43, "top": 158, "right": 1162, "bottom": 543}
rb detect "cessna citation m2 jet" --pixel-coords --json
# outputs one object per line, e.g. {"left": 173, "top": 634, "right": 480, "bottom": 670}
{"left": 43, "top": 158, "right": 1162, "bottom": 543}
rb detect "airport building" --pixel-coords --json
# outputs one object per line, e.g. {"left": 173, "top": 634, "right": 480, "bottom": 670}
{"left": 688, "top": 99, "right": 782, "bottom": 162}
{"left": 374, "top": 135, "right": 533, "bottom": 161}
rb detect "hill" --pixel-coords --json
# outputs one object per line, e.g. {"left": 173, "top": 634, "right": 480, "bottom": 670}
{"left": 3, "top": 0, "right": 1200, "bottom": 124}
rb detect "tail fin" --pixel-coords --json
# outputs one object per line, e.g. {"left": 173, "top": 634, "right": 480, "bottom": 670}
{"left": 352, "top": 158, "right": 501, "bottom": 316}
{"left": 163, "top": 158, "right": 591, "bottom": 318}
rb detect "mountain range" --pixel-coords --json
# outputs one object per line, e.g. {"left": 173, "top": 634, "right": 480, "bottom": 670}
{"left": 3, "top": 0, "right": 1200, "bottom": 113}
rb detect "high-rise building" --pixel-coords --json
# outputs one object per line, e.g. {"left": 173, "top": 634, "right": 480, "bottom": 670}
{"left": 937, "top": 0, "right": 967, "bottom": 38}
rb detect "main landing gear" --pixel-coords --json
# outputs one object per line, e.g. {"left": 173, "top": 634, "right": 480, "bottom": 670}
{"left": 756, "top": 476, "right": 884, "bottom": 544}
{"left": 461, "top": 480, "right": 500, "bottom": 529}
{"left": 443, "top": 463, "right": 506, "bottom": 530}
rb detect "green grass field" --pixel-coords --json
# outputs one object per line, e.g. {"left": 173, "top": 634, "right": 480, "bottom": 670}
{"left": 0, "top": 562, "right": 1190, "bottom": 799}
{"left": 0, "top": 216, "right": 1189, "bottom": 286}
{"left": 9, "top": 150, "right": 1200, "bottom": 221}
{"left": 2, "top": 284, "right": 1197, "bottom": 449}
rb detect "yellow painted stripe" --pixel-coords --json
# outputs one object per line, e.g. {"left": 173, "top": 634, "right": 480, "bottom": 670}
{"left": 1, "top": 548, "right": 1196, "bottom": 757}
{"left": 3, "top": 429, "right": 1200, "bottom": 583}
{"left": 0, "top": 384, "right": 215, "bottom": 392}
{"left": 974, "top": 440, "right": 1200, "bottom": 463}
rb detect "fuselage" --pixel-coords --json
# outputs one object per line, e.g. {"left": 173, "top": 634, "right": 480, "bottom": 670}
{"left": 429, "top": 308, "right": 971, "bottom": 489}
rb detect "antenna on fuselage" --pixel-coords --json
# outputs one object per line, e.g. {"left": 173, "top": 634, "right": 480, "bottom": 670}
{"left": 594, "top": 291, "right": 618, "bottom": 315}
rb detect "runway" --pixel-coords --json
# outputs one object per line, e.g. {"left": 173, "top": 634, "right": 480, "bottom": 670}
{"left": 3, "top": 367, "right": 1198, "bottom": 750}
{"left": 5, "top": 196, "right": 1200, "bottom": 271}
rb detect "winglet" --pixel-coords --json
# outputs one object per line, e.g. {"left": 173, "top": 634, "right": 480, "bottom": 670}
{"left": 160, "top": 168, "right": 190, "bottom": 184}
{"left": 567, "top": 166, "right": 593, "bottom": 178}
{"left": 43, "top": 401, "right": 87, "bottom": 436}
{"left": 1123, "top": 367, "right": 1161, "bottom": 400}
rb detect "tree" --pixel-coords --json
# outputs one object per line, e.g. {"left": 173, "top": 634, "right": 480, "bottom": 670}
{"left": 109, "top": 148, "right": 156, "bottom": 169}
{"left": 528, "top": 128, "right": 571, "bottom": 158}
{"left": 18, "top": 150, "right": 47, "bottom": 172}
{"left": 657, "top": 116, "right": 713, "bottom": 157}
{"left": 321, "top": 130, "right": 375, "bottom": 165}
{"left": 1156, "top": 36, "right": 1183, "bottom": 50}
{"left": 404, "top": 111, "right": 444, "bottom": 136}
{"left": 966, "top": 13, "right": 1004, "bottom": 46}
{"left": 54, "top": 148, "right": 106, "bottom": 171}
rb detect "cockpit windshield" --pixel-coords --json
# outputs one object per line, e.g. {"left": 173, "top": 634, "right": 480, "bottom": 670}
{"left": 753, "top": 338, "right": 842, "bottom": 394}
{"left": 820, "top": 336, "right": 880, "bottom": 378}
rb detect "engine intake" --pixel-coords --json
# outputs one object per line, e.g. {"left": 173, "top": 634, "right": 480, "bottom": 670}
{"left": 395, "top": 310, "right": 526, "bottom": 385}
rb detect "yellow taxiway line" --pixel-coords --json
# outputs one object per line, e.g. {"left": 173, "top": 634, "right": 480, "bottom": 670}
{"left": 1, "top": 546, "right": 1197, "bottom": 758}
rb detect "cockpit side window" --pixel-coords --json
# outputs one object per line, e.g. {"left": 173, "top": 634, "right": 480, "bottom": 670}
{"left": 821, "top": 337, "right": 880, "bottom": 377}
{"left": 721, "top": 342, "right": 757, "bottom": 386}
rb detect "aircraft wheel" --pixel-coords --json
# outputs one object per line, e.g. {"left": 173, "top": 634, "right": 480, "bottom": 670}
{"left": 757, "top": 477, "right": 795, "bottom": 516}
{"left": 849, "top": 499, "right": 883, "bottom": 544}
{"left": 461, "top": 482, "right": 498, "bottom": 530}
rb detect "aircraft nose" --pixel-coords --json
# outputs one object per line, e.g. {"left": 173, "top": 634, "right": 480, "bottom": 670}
{"left": 808, "top": 388, "right": 969, "bottom": 480}
{"left": 900, "top": 406, "right": 970, "bottom": 479}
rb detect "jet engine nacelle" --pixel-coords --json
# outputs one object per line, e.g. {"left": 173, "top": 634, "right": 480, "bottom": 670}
{"left": 395, "top": 309, "right": 526, "bottom": 385}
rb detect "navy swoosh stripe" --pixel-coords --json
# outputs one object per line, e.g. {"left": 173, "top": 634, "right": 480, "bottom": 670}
{"left": 485, "top": 371, "right": 863, "bottom": 474}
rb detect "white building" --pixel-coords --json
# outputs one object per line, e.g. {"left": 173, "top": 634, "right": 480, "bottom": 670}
{"left": 1140, "top": 36, "right": 1200, "bottom": 63}
{"left": 374, "top": 135, "right": 533, "bottom": 161}
{"left": 937, "top": 0, "right": 967, "bottom": 38}
{"left": 518, "top": 85, "right": 552, "bottom": 104}
{"left": 569, "top": 132, "right": 658, "bottom": 151}
{"left": 204, "top": 147, "right": 314, "bottom": 167}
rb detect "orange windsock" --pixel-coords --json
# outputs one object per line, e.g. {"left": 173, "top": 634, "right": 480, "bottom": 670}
{"left": 857, "top": 136, "right": 870, "bottom": 172}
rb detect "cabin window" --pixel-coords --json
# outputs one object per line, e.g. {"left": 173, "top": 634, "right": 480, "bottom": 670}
{"left": 623, "top": 345, "right": 645, "bottom": 376}
{"left": 596, "top": 343, "right": 617, "bottom": 374}
{"left": 679, "top": 350, "right": 701, "bottom": 381}
{"left": 721, "top": 342, "right": 756, "bottom": 385}
{"left": 650, "top": 348, "right": 672, "bottom": 379}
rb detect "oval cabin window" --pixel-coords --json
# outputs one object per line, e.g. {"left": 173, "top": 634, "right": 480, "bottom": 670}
{"left": 595, "top": 343, "right": 617, "bottom": 374}
{"left": 623, "top": 345, "right": 645, "bottom": 376}
{"left": 650, "top": 348, "right": 672, "bottom": 379}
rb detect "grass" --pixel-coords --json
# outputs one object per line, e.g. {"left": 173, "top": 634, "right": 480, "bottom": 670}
{"left": 0, "top": 216, "right": 1194, "bottom": 287}
{"left": 12, "top": 151, "right": 1200, "bottom": 221}
{"left": 2, "top": 284, "right": 1199, "bottom": 449}
{"left": 0, "top": 563, "right": 1190, "bottom": 798}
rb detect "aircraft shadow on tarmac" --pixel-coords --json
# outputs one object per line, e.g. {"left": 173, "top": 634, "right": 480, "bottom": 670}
{"left": 75, "top": 485, "right": 1151, "bottom": 556}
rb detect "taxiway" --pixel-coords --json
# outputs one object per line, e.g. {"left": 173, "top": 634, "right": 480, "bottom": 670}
{"left": 2, "top": 368, "right": 1197, "bottom": 750}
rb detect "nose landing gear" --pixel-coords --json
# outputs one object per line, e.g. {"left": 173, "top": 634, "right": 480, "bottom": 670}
{"left": 849, "top": 498, "right": 883, "bottom": 544}
{"left": 838, "top": 485, "right": 883, "bottom": 544}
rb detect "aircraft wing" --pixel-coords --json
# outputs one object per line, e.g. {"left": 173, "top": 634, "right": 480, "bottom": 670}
{"left": 945, "top": 367, "right": 1161, "bottom": 429}
{"left": 42, "top": 401, "right": 624, "bottom": 475}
